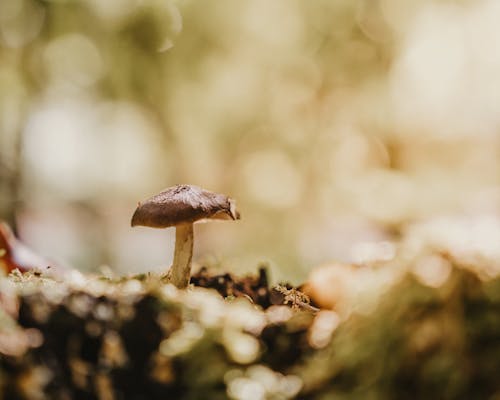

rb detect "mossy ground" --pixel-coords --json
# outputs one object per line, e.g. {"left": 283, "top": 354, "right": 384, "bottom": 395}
{"left": 0, "top": 259, "right": 499, "bottom": 399}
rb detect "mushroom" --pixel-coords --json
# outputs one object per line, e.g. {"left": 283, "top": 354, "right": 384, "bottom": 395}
{"left": 131, "top": 184, "right": 240, "bottom": 288}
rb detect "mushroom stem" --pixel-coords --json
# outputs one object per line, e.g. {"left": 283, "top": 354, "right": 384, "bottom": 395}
{"left": 170, "top": 223, "right": 194, "bottom": 288}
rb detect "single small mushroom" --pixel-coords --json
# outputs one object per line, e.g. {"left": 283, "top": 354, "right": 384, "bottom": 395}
{"left": 131, "top": 184, "right": 240, "bottom": 288}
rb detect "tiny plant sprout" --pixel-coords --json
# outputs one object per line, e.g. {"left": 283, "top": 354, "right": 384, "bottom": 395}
{"left": 131, "top": 184, "right": 240, "bottom": 288}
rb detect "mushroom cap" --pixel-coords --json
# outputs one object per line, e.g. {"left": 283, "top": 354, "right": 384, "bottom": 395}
{"left": 131, "top": 184, "right": 240, "bottom": 228}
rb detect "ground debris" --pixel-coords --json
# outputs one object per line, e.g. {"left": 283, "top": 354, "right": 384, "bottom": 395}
{"left": 0, "top": 261, "right": 499, "bottom": 399}
{"left": 191, "top": 266, "right": 271, "bottom": 308}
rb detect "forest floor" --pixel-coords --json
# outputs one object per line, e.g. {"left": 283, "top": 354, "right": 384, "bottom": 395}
{"left": 0, "top": 252, "right": 499, "bottom": 399}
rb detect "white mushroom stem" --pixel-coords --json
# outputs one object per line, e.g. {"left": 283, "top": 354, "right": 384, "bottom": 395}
{"left": 170, "top": 223, "right": 194, "bottom": 288}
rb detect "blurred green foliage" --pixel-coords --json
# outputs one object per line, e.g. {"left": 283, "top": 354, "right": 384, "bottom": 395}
{"left": 1, "top": 0, "right": 500, "bottom": 280}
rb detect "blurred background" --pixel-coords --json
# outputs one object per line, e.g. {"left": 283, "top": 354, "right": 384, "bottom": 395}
{"left": 1, "top": 0, "right": 500, "bottom": 283}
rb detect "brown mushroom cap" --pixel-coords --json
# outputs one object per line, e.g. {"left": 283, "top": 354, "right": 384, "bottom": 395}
{"left": 131, "top": 184, "right": 240, "bottom": 228}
